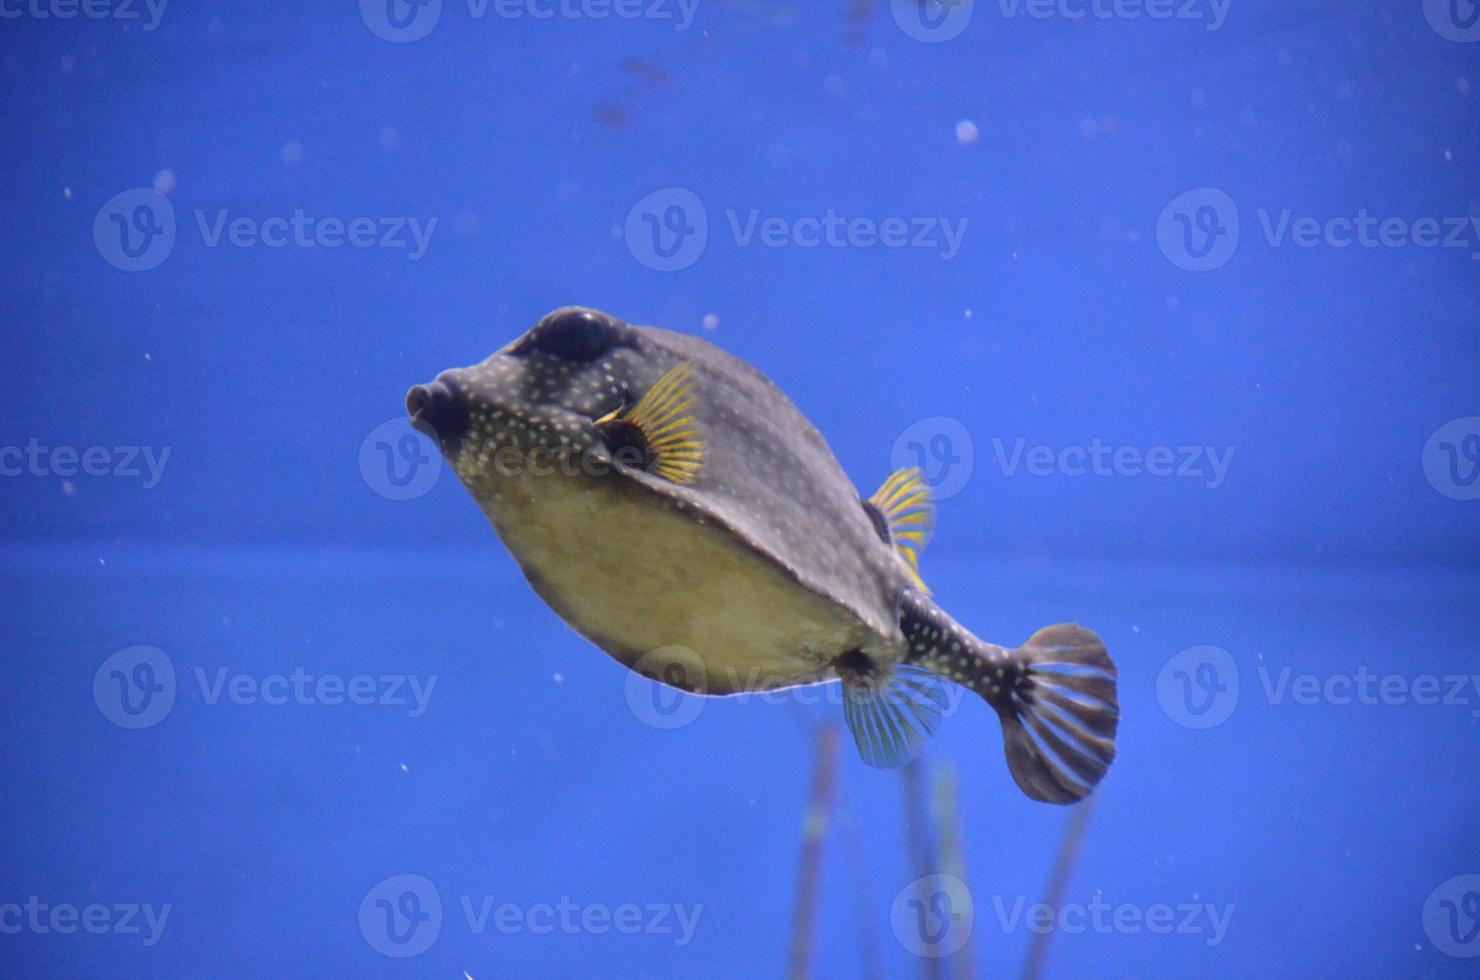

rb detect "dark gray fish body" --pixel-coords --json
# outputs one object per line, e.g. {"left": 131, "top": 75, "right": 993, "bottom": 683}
{"left": 407, "top": 307, "right": 1118, "bottom": 803}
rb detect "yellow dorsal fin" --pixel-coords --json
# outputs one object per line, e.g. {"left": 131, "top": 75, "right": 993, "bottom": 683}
{"left": 597, "top": 361, "right": 705, "bottom": 485}
{"left": 869, "top": 467, "right": 933, "bottom": 593}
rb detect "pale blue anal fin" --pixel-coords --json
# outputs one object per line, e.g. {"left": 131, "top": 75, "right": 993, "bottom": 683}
{"left": 867, "top": 467, "right": 934, "bottom": 594}
{"left": 841, "top": 664, "right": 949, "bottom": 769}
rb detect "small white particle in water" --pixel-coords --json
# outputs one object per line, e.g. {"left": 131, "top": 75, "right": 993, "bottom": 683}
{"left": 281, "top": 141, "right": 304, "bottom": 165}
{"left": 63, "top": 187, "right": 73, "bottom": 200}
{"left": 1132, "top": 625, "right": 1141, "bottom": 635}
{"left": 400, "top": 763, "right": 409, "bottom": 773}
{"left": 1444, "top": 149, "right": 1453, "bottom": 162}
{"left": 963, "top": 309, "right": 973, "bottom": 319}
{"left": 62, "top": 481, "right": 76, "bottom": 496}
{"left": 553, "top": 673, "right": 564, "bottom": 684}
{"left": 955, "top": 119, "right": 979, "bottom": 144}
{"left": 144, "top": 352, "right": 153, "bottom": 363}
{"left": 153, "top": 169, "right": 176, "bottom": 195}
{"left": 701, "top": 313, "right": 719, "bottom": 331}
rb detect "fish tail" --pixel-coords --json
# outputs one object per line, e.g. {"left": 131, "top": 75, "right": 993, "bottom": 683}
{"left": 900, "top": 590, "right": 1119, "bottom": 805}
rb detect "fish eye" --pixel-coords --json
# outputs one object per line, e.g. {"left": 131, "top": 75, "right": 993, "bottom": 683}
{"left": 530, "top": 309, "right": 612, "bottom": 362}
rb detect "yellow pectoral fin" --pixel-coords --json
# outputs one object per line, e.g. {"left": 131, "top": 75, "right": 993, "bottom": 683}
{"left": 602, "top": 361, "right": 705, "bottom": 486}
{"left": 869, "top": 466, "right": 934, "bottom": 592}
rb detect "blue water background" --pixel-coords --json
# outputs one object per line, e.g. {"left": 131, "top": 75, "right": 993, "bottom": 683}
{"left": 2, "top": 2, "right": 1478, "bottom": 977}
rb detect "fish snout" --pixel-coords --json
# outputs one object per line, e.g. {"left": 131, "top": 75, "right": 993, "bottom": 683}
{"left": 406, "top": 373, "right": 470, "bottom": 451}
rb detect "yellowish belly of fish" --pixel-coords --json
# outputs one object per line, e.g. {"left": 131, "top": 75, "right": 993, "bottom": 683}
{"left": 476, "top": 473, "right": 877, "bottom": 694}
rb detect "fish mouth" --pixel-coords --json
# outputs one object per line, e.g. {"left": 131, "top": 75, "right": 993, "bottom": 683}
{"left": 405, "top": 375, "right": 468, "bottom": 452}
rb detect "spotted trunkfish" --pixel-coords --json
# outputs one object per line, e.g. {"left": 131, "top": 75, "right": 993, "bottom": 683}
{"left": 406, "top": 307, "right": 1119, "bottom": 803}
